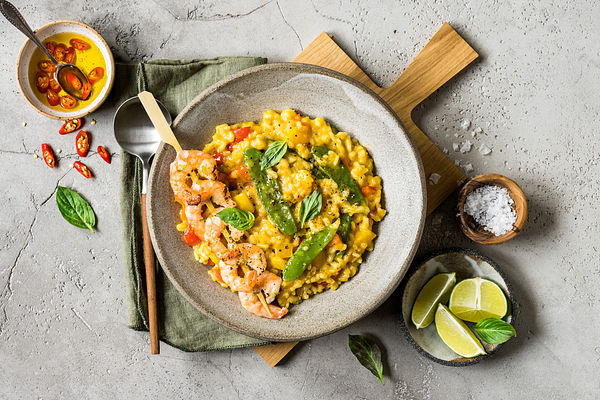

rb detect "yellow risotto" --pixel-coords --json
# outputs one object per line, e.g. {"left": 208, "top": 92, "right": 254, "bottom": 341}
{"left": 174, "top": 109, "right": 386, "bottom": 311}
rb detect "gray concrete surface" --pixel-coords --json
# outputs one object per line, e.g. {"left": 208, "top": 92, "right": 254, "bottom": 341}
{"left": 1, "top": 0, "right": 599, "bottom": 399}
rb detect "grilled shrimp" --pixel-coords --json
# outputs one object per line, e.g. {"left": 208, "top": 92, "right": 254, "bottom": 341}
{"left": 219, "top": 260, "right": 257, "bottom": 292}
{"left": 254, "top": 271, "right": 282, "bottom": 304}
{"left": 170, "top": 150, "right": 217, "bottom": 205}
{"left": 237, "top": 243, "right": 267, "bottom": 274}
{"left": 238, "top": 292, "right": 288, "bottom": 319}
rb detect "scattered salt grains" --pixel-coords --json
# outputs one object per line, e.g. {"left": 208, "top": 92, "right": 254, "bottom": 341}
{"left": 460, "top": 140, "right": 472, "bottom": 153}
{"left": 452, "top": 143, "right": 459, "bottom": 152}
{"left": 442, "top": 147, "right": 449, "bottom": 155}
{"left": 428, "top": 173, "right": 441, "bottom": 185}
{"left": 478, "top": 143, "right": 492, "bottom": 155}
{"left": 463, "top": 185, "right": 516, "bottom": 236}
{"left": 463, "top": 163, "right": 474, "bottom": 173}
{"left": 460, "top": 119, "right": 471, "bottom": 130}
{"left": 454, "top": 159, "right": 461, "bottom": 166}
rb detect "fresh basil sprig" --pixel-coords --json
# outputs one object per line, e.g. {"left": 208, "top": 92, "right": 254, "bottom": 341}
{"left": 260, "top": 140, "right": 287, "bottom": 170}
{"left": 473, "top": 318, "right": 516, "bottom": 344}
{"left": 56, "top": 186, "right": 96, "bottom": 232}
{"left": 348, "top": 335, "right": 384, "bottom": 385}
{"left": 216, "top": 207, "right": 255, "bottom": 231}
{"left": 298, "top": 189, "right": 322, "bottom": 228}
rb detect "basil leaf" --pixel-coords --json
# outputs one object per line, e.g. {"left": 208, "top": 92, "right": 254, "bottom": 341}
{"left": 473, "top": 318, "right": 516, "bottom": 344}
{"left": 216, "top": 207, "right": 255, "bottom": 231}
{"left": 298, "top": 189, "right": 322, "bottom": 228}
{"left": 56, "top": 186, "right": 96, "bottom": 232}
{"left": 348, "top": 335, "right": 384, "bottom": 385}
{"left": 260, "top": 140, "right": 287, "bottom": 170}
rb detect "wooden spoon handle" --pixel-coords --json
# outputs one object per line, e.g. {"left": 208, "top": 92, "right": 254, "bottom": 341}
{"left": 138, "top": 91, "right": 183, "bottom": 153}
{"left": 141, "top": 193, "right": 159, "bottom": 354}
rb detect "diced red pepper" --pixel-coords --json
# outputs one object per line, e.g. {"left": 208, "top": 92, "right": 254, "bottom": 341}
{"left": 212, "top": 151, "right": 224, "bottom": 166}
{"left": 41, "top": 143, "right": 55, "bottom": 168}
{"left": 361, "top": 185, "right": 377, "bottom": 197}
{"left": 182, "top": 225, "right": 201, "bottom": 246}
{"left": 73, "top": 161, "right": 92, "bottom": 178}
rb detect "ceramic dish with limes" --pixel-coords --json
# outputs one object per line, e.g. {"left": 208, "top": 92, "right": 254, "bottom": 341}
{"left": 399, "top": 249, "right": 515, "bottom": 366}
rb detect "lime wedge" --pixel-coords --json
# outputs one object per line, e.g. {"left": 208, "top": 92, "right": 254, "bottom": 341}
{"left": 435, "top": 304, "right": 486, "bottom": 358}
{"left": 449, "top": 277, "right": 507, "bottom": 323}
{"left": 411, "top": 272, "right": 456, "bottom": 329}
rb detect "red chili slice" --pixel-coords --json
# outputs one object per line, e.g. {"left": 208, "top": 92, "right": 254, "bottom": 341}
{"left": 64, "top": 47, "right": 75, "bottom": 64}
{"left": 54, "top": 43, "right": 67, "bottom": 61}
{"left": 66, "top": 72, "right": 82, "bottom": 90}
{"left": 44, "top": 41, "right": 55, "bottom": 54}
{"left": 59, "top": 95, "right": 77, "bottom": 109}
{"left": 97, "top": 146, "right": 111, "bottom": 164}
{"left": 59, "top": 118, "right": 82, "bottom": 135}
{"left": 49, "top": 78, "right": 61, "bottom": 93}
{"left": 81, "top": 82, "right": 91, "bottom": 100}
{"left": 35, "top": 72, "right": 49, "bottom": 93}
{"left": 73, "top": 161, "right": 92, "bottom": 178}
{"left": 87, "top": 67, "right": 104, "bottom": 84}
{"left": 75, "top": 130, "right": 89, "bottom": 156}
{"left": 41, "top": 143, "right": 55, "bottom": 168}
{"left": 69, "top": 38, "right": 90, "bottom": 51}
{"left": 46, "top": 90, "right": 60, "bottom": 106}
{"left": 38, "top": 60, "right": 55, "bottom": 73}
{"left": 182, "top": 225, "right": 200, "bottom": 246}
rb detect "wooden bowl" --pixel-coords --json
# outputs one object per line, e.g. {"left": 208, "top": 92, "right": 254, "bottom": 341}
{"left": 457, "top": 173, "right": 527, "bottom": 245}
{"left": 16, "top": 20, "right": 115, "bottom": 120}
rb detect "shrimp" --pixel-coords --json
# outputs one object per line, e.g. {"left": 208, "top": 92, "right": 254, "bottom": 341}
{"left": 237, "top": 243, "right": 267, "bottom": 274}
{"left": 203, "top": 216, "right": 230, "bottom": 259}
{"left": 239, "top": 292, "right": 288, "bottom": 319}
{"left": 254, "top": 271, "right": 282, "bottom": 304}
{"left": 219, "top": 260, "right": 257, "bottom": 292}
{"left": 170, "top": 150, "right": 236, "bottom": 210}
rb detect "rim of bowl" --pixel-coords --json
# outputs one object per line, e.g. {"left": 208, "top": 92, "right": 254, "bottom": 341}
{"left": 147, "top": 62, "right": 427, "bottom": 341}
{"left": 398, "top": 247, "right": 517, "bottom": 366}
{"left": 16, "top": 20, "right": 115, "bottom": 120}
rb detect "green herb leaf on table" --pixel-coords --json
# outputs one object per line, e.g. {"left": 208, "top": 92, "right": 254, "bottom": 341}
{"left": 260, "top": 140, "right": 288, "bottom": 170}
{"left": 56, "top": 186, "right": 96, "bottom": 232}
{"left": 216, "top": 207, "right": 255, "bottom": 231}
{"left": 473, "top": 318, "right": 516, "bottom": 344}
{"left": 348, "top": 334, "right": 385, "bottom": 385}
{"left": 299, "top": 189, "right": 322, "bottom": 228}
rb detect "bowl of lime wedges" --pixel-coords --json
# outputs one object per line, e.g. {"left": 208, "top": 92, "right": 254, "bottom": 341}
{"left": 399, "top": 249, "right": 516, "bottom": 366}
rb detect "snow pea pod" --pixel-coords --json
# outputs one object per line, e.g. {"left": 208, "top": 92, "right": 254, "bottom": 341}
{"left": 311, "top": 146, "right": 365, "bottom": 205}
{"left": 243, "top": 148, "right": 297, "bottom": 235}
{"left": 335, "top": 213, "right": 352, "bottom": 258}
{"left": 283, "top": 226, "right": 338, "bottom": 281}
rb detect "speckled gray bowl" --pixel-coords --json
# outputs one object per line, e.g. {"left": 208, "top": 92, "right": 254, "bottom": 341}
{"left": 147, "top": 63, "right": 426, "bottom": 341}
{"left": 399, "top": 249, "right": 515, "bottom": 366}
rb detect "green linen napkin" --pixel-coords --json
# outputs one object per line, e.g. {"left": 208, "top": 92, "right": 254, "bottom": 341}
{"left": 113, "top": 57, "right": 269, "bottom": 351}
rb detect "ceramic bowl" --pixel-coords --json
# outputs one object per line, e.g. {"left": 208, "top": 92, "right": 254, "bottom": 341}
{"left": 399, "top": 249, "right": 515, "bottom": 366}
{"left": 16, "top": 20, "right": 115, "bottom": 119}
{"left": 147, "top": 63, "right": 426, "bottom": 341}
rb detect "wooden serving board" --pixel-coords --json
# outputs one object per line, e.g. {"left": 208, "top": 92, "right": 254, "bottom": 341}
{"left": 254, "top": 23, "right": 478, "bottom": 367}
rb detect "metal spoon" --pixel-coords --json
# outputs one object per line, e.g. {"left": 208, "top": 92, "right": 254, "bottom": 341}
{"left": 0, "top": 0, "right": 90, "bottom": 99}
{"left": 113, "top": 96, "right": 172, "bottom": 355}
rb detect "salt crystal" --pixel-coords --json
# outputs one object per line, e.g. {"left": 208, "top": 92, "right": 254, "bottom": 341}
{"left": 452, "top": 143, "right": 459, "bottom": 152}
{"left": 454, "top": 159, "right": 461, "bottom": 166}
{"left": 474, "top": 127, "right": 482, "bottom": 134}
{"left": 428, "top": 173, "right": 441, "bottom": 185}
{"left": 463, "top": 185, "right": 516, "bottom": 236}
{"left": 478, "top": 144, "right": 492, "bottom": 155}
{"left": 463, "top": 163, "right": 474, "bottom": 173}
{"left": 442, "top": 147, "right": 449, "bottom": 155}
{"left": 460, "top": 140, "right": 472, "bottom": 153}
{"left": 461, "top": 119, "right": 471, "bottom": 130}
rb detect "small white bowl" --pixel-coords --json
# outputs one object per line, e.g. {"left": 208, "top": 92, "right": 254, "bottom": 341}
{"left": 16, "top": 20, "right": 115, "bottom": 120}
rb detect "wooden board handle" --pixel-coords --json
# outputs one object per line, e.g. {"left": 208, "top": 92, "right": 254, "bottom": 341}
{"left": 141, "top": 194, "right": 160, "bottom": 354}
{"left": 380, "top": 22, "right": 479, "bottom": 117}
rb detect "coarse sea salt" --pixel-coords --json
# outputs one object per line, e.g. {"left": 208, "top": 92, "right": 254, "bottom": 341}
{"left": 463, "top": 185, "right": 516, "bottom": 236}
{"left": 461, "top": 119, "right": 471, "bottom": 130}
{"left": 460, "top": 140, "right": 472, "bottom": 153}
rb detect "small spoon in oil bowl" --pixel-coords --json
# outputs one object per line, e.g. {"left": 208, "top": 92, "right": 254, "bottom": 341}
{"left": 0, "top": 0, "right": 90, "bottom": 99}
